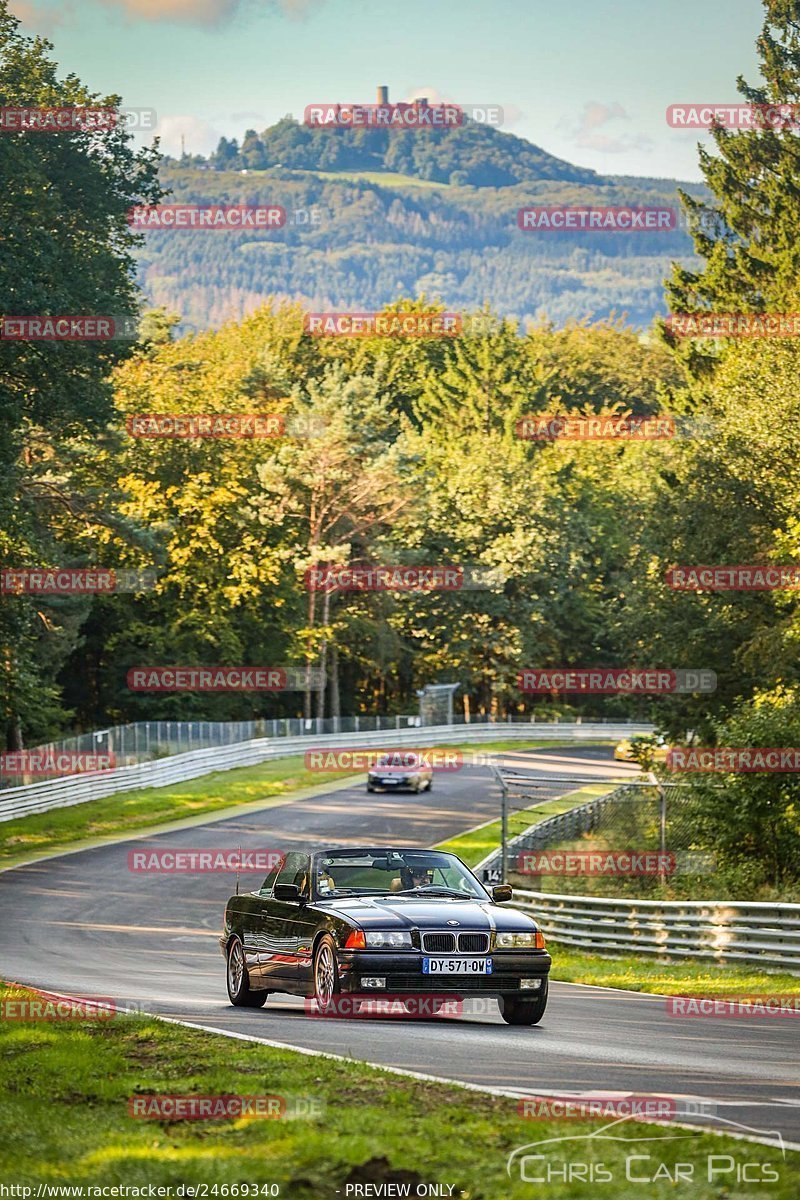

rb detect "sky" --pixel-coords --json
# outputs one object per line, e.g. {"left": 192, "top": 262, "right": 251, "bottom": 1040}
{"left": 8, "top": 0, "right": 765, "bottom": 180}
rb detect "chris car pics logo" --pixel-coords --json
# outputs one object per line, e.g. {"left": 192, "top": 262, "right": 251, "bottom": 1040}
{"left": 506, "top": 1114, "right": 784, "bottom": 1185}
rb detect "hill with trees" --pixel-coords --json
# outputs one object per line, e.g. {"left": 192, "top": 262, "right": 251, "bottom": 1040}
{"left": 135, "top": 117, "right": 707, "bottom": 331}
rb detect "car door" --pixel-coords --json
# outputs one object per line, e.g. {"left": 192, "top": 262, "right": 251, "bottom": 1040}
{"left": 243, "top": 858, "right": 283, "bottom": 985}
{"left": 259, "top": 851, "right": 315, "bottom": 993}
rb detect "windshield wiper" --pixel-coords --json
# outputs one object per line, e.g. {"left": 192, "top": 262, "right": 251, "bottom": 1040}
{"left": 399, "top": 887, "right": 468, "bottom": 898}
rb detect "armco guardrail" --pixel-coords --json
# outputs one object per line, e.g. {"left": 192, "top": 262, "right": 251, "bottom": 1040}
{"left": 512, "top": 890, "right": 800, "bottom": 972}
{"left": 0, "top": 721, "right": 652, "bottom": 824}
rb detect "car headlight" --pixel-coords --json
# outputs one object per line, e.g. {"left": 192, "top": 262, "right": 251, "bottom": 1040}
{"left": 364, "top": 931, "right": 413, "bottom": 948}
{"left": 496, "top": 931, "right": 543, "bottom": 949}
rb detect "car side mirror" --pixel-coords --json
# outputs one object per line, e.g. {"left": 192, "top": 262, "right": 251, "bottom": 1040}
{"left": 274, "top": 882, "right": 301, "bottom": 901}
{"left": 492, "top": 884, "right": 513, "bottom": 902}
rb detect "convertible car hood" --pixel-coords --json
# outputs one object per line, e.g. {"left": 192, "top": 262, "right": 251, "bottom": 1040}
{"left": 316, "top": 896, "right": 538, "bottom": 931}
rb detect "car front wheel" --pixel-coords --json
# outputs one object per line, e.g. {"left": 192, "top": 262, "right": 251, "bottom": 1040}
{"left": 313, "top": 935, "right": 341, "bottom": 1009}
{"left": 499, "top": 980, "right": 548, "bottom": 1026}
{"left": 226, "top": 935, "right": 268, "bottom": 1008}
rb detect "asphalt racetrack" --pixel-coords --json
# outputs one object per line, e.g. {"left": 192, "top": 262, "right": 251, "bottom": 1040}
{"left": 1, "top": 747, "right": 798, "bottom": 1148}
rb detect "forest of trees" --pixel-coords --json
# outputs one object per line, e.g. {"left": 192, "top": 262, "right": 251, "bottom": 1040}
{"left": 4, "top": 1, "right": 800, "bottom": 887}
{"left": 199, "top": 115, "right": 604, "bottom": 186}
{"left": 137, "top": 164, "right": 702, "bottom": 332}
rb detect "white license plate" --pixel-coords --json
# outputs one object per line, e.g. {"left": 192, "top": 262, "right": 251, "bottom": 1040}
{"left": 422, "top": 957, "right": 492, "bottom": 974}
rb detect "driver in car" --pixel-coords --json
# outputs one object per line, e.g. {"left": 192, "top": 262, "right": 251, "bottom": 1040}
{"left": 403, "top": 863, "right": 435, "bottom": 889}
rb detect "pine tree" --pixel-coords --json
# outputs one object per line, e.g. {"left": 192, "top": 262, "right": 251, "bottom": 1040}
{"left": 666, "top": 0, "right": 800, "bottom": 371}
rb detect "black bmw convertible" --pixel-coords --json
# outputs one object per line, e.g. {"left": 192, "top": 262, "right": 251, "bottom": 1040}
{"left": 220, "top": 846, "right": 551, "bottom": 1025}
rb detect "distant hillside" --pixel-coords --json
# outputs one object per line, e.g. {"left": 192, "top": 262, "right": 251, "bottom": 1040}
{"left": 137, "top": 117, "right": 705, "bottom": 331}
{"left": 199, "top": 115, "right": 604, "bottom": 188}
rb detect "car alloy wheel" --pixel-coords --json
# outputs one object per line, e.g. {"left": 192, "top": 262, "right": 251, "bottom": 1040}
{"left": 228, "top": 938, "right": 244, "bottom": 995}
{"left": 226, "top": 935, "right": 268, "bottom": 1008}
{"left": 314, "top": 935, "right": 339, "bottom": 1007}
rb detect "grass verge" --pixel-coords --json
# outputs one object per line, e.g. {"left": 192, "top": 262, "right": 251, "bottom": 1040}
{"left": 547, "top": 944, "right": 800, "bottom": 997}
{"left": 0, "top": 739, "right": 615, "bottom": 869}
{"left": 0, "top": 983, "right": 795, "bottom": 1196}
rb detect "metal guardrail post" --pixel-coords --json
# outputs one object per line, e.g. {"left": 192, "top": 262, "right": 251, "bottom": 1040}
{"left": 490, "top": 763, "right": 509, "bottom": 883}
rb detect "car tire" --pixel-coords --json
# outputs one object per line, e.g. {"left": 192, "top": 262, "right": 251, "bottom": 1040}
{"left": 367, "top": 784, "right": 375, "bottom": 792}
{"left": 313, "top": 934, "right": 341, "bottom": 1010}
{"left": 499, "top": 980, "right": 548, "bottom": 1026}
{"left": 226, "top": 935, "right": 268, "bottom": 1008}
{"left": 426, "top": 778, "right": 433, "bottom": 790}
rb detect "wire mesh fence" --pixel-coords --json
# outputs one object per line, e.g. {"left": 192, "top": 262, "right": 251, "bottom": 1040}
{"left": 0, "top": 713, "right": 646, "bottom": 789}
{"left": 489, "top": 772, "right": 718, "bottom": 898}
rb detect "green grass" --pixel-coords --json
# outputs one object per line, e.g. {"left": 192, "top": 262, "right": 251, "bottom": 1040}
{"left": 0, "top": 739, "right": 615, "bottom": 870}
{"left": 436, "top": 783, "right": 615, "bottom": 867}
{"left": 547, "top": 944, "right": 800, "bottom": 996}
{"left": 305, "top": 168, "right": 449, "bottom": 189}
{"left": 1, "top": 983, "right": 795, "bottom": 1196}
{"left": 0, "top": 754, "right": 354, "bottom": 869}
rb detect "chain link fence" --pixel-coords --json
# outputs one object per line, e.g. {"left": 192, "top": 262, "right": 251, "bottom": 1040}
{"left": 0, "top": 713, "right": 644, "bottom": 789}
{"left": 508, "top": 782, "right": 718, "bottom": 898}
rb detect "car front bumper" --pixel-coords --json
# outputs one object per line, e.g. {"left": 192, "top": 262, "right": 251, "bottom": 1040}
{"left": 367, "top": 776, "right": 418, "bottom": 788}
{"left": 335, "top": 949, "right": 551, "bottom": 995}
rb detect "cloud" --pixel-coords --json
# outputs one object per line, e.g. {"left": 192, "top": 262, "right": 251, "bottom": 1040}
{"left": 401, "top": 86, "right": 523, "bottom": 130}
{"left": 154, "top": 113, "right": 222, "bottom": 157}
{"left": 403, "top": 85, "right": 445, "bottom": 105}
{"left": 229, "top": 111, "right": 268, "bottom": 123}
{"left": 8, "top": 0, "right": 74, "bottom": 34}
{"left": 97, "top": 0, "right": 323, "bottom": 24}
{"left": 578, "top": 101, "right": 629, "bottom": 132}
{"left": 568, "top": 100, "right": 653, "bottom": 155}
{"left": 98, "top": 0, "right": 239, "bottom": 22}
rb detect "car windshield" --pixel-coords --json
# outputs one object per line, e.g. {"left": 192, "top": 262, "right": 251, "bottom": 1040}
{"left": 374, "top": 752, "right": 421, "bottom": 768}
{"left": 314, "top": 850, "right": 486, "bottom": 899}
